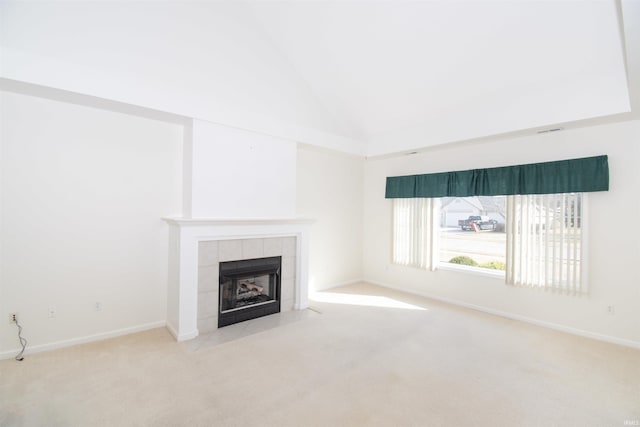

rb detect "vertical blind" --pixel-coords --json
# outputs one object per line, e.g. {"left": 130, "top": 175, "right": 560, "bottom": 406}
{"left": 393, "top": 194, "right": 587, "bottom": 293}
{"left": 388, "top": 155, "right": 607, "bottom": 292}
{"left": 506, "top": 193, "right": 586, "bottom": 293}
{"left": 392, "top": 198, "right": 438, "bottom": 270}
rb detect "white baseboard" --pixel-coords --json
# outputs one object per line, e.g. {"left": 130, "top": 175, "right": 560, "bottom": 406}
{"left": 365, "top": 279, "right": 640, "bottom": 350}
{"left": 0, "top": 321, "right": 166, "bottom": 360}
{"left": 311, "top": 278, "right": 364, "bottom": 293}
{"left": 165, "top": 321, "right": 179, "bottom": 340}
{"left": 5, "top": 278, "right": 636, "bottom": 359}
{"left": 165, "top": 321, "right": 199, "bottom": 342}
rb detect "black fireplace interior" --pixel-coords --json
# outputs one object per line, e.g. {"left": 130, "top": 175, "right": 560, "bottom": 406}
{"left": 218, "top": 256, "right": 281, "bottom": 327}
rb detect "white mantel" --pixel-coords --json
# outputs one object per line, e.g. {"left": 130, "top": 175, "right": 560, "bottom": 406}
{"left": 163, "top": 217, "right": 313, "bottom": 341}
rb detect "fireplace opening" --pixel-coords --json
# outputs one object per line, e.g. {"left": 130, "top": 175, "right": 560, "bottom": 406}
{"left": 218, "top": 256, "right": 281, "bottom": 327}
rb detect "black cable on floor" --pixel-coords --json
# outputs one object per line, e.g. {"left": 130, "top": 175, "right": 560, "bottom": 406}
{"left": 14, "top": 319, "right": 27, "bottom": 361}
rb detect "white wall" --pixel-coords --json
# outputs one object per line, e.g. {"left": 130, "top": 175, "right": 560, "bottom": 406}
{"left": 0, "top": 1, "right": 364, "bottom": 155}
{"left": 297, "top": 146, "right": 364, "bottom": 291}
{"left": 0, "top": 92, "right": 183, "bottom": 356}
{"left": 363, "top": 120, "right": 640, "bottom": 346}
{"left": 190, "top": 120, "right": 296, "bottom": 219}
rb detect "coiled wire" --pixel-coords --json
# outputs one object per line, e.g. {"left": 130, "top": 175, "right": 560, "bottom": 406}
{"left": 14, "top": 319, "right": 27, "bottom": 361}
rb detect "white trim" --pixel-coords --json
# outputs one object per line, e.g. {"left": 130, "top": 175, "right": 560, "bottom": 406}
{"left": 328, "top": 278, "right": 364, "bottom": 288}
{"left": 0, "top": 321, "right": 167, "bottom": 361}
{"left": 161, "top": 217, "right": 315, "bottom": 227}
{"left": 437, "top": 262, "right": 505, "bottom": 280}
{"left": 310, "top": 278, "right": 364, "bottom": 294}
{"left": 581, "top": 194, "right": 589, "bottom": 293}
{"left": 165, "top": 321, "right": 197, "bottom": 342}
{"left": 166, "top": 322, "right": 179, "bottom": 340}
{"left": 365, "top": 279, "right": 640, "bottom": 350}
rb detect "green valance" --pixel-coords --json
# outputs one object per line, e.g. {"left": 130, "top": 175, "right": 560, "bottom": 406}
{"left": 385, "top": 155, "right": 609, "bottom": 198}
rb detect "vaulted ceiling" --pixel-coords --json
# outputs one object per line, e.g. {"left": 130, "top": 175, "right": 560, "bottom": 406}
{"left": 246, "top": 0, "right": 634, "bottom": 155}
{"left": 1, "top": 0, "right": 638, "bottom": 156}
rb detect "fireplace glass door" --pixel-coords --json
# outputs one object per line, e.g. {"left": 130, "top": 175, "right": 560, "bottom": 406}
{"left": 220, "top": 272, "right": 274, "bottom": 312}
{"left": 218, "top": 256, "right": 281, "bottom": 327}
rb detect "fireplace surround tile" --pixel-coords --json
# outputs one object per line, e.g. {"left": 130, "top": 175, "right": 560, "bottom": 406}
{"left": 282, "top": 237, "right": 296, "bottom": 257}
{"left": 164, "top": 217, "right": 312, "bottom": 341}
{"left": 242, "top": 238, "right": 264, "bottom": 259}
{"left": 198, "top": 315, "right": 218, "bottom": 334}
{"left": 281, "top": 299, "right": 294, "bottom": 312}
{"left": 197, "top": 236, "right": 299, "bottom": 333}
{"left": 281, "top": 276, "right": 295, "bottom": 301}
{"left": 263, "top": 237, "right": 284, "bottom": 257}
{"left": 198, "top": 241, "right": 219, "bottom": 267}
{"left": 197, "top": 265, "right": 218, "bottom": 293}
{"left": 219, "top": 239, "right": 243, "bottom": 261}
{"left": 198, "top": 290, "right": 218, "bottom": 318}
{"left": 282, "top": 256, "right": 296, "bottom": 280}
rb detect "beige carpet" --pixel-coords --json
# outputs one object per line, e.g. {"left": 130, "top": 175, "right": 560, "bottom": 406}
{"left": 1, "top": 282, "right": 639, "bottom": 426}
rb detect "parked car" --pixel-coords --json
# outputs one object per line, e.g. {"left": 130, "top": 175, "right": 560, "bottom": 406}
{"left": 458, "top": 215, "right": 498, "bottom": 231}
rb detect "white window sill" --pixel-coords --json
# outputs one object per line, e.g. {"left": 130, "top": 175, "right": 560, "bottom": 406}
{"left": 437, "top": 262, "right": 505, "bottom": 280}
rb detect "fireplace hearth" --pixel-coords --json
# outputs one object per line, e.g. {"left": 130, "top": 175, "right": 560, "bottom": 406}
{"left": 218, "top": 256, "right": 282, "bottom": 327}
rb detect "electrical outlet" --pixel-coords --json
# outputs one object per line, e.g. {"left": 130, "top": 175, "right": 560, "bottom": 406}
{"left": 94, "top": 302, "right": 102, "bottom": 311}
{"left": 48, "top": 306, "right": 57, "bottom": 318}
{"left": 607, "top": 305, "right": 615, "bottom": 315}
{"left": 9, "top": 313, "right": 18, "bottom": 323}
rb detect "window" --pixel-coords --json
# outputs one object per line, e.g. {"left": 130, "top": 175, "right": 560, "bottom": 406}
{"left": 506, "top": 193, "right": 585, "bottom": 293}
{"left": 439, "top": 196, "right": 506, "bottom": 273}
{"left": 386, "top": 155, "right": 606, "bottom": 294}
{"left": 392, "top": 192, "right": 587, "bottom": 293}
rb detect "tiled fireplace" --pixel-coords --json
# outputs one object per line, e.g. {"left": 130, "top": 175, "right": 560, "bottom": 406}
{"left": 198, "top": 237, "right": 296, "bottom": 332}
{"left": 162, "top": 218, "right": 312, "bottom": 341}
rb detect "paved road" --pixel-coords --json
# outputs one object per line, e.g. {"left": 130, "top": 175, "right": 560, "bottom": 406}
{"left": 439, "top": 227, "right": 506, "bottom": 264}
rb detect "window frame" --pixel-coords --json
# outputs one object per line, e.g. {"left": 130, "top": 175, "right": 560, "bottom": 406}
{"left": 391, "top": 193, "right": 589, "bottom": 292}
{"left": 437, "top": 195, "right": 507, "bottom": 277}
